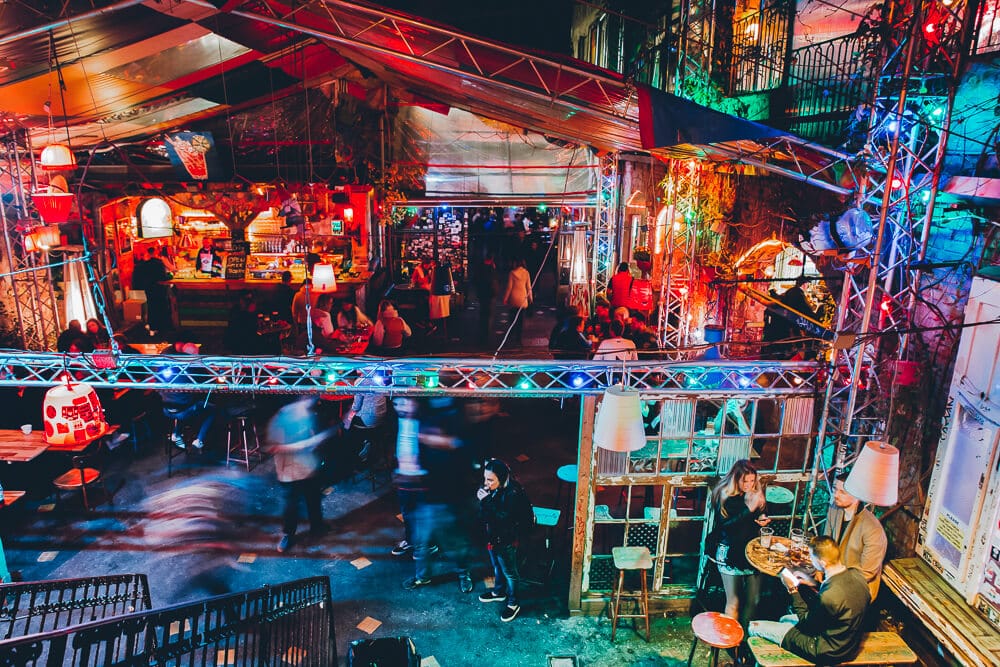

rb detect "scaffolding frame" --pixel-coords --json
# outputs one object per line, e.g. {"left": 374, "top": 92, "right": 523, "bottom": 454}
{"left": 0, "top": 126, "right": 60, "bottom": 351}
{"left": 808, "top": 0, "right": 982, "bottom": 526}
{"left": 657, "top": 159, "right": 700, "bottom": 354}
{"left": 592, "top": 152, "right": 619, "bottom": 301}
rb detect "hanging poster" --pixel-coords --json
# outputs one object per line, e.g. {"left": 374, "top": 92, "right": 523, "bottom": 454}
{"left": 163, "top": 132, "right": 223, "bottom": 181}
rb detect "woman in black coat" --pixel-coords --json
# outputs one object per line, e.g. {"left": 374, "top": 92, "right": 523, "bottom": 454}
{"left": 476, "top": 458, "right": 533, "bottom": 622}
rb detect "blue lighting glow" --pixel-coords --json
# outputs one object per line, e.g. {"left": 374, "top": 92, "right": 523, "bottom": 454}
{"left": 571, "top": 373, "right": 586, "bottom": 388}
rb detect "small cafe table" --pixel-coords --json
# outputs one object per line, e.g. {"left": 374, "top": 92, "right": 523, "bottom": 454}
{"left": 745, "top": 536, "right": 795, "bottom": 577}
{"left": 0, "top": 430, "right": 49, "bottom": 463}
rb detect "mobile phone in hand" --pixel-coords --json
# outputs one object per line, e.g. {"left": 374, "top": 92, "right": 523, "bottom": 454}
{"left": 779, "top": 567, "right": 799, "bottom": 591}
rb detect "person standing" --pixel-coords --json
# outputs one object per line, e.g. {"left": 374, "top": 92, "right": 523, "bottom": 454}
{"left": 709, "top": 459, "right": 769, "bottom": 628}
{"left": 477, "top": 458, "right": 534, "bottom": 622}
{"left": 196, "top": 238, "right": 222, "bottom": 277}
{"left": 473, "top": 254, "right": 498, "bottom": 344}
{"left": 502, "top": 257, "right": 532, "bottom": 345}
{"left": 607, "top": 262, "right": 634, "bottom": 311}
{"left": 144, "top": 247, "right": 172, "bottom": 333}
{"left": 749, "top": 536, "right": 870, "bottom": 664}
{"left": 270, "top": 270, "right": 296, "bottom": 324}
{"left": 825, "top": 473, "right": 888, "bottom": 601}
{"left": 266, "top": 397, "right": 333, "bottom": 552}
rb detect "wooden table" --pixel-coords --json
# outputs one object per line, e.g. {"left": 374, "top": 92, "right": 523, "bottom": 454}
{"left": 746, "top": 536, "right": 799, "bottom": 577}
{"left": 0, "top": 430, "right": 50, "bottom": 463}
{"left": 129, "top": 342, "right": 171, "bottom": 355}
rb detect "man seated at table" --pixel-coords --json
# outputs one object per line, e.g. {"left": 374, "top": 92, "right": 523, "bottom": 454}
{"left": 749, "top": 535, "right": 870, "bottom": 664}
{"left": 826, "top": 472, "right": 888, "bottom": 601}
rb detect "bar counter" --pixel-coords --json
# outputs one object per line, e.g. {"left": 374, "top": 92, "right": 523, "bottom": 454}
{"left": 169, "top": 274, "right": 371, "bottom": 327}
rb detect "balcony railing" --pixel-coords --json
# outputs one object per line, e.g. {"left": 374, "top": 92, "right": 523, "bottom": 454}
{"left": 729, "top": 1, "right": 793, "bottom": 94}
{"left": 781, "top": 31, "right": 882, "bottom": 145}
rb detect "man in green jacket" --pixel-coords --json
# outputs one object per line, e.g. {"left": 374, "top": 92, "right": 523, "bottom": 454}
{"left": 749, "top": 535, "right": 870, "bottom": 663}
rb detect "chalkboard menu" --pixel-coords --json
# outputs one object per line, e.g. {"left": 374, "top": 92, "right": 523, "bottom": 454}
{"left": 225, "top": 241, "right": 249, "bottom": 280}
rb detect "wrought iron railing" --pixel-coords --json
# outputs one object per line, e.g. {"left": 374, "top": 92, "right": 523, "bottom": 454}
{"left": 782, "top": 31, "right": 881, "bottom": 145}
{"left": 0, "top": 576, "right": 335, "bottom": 667}
{"left": 0, "top": 575, "right": 152, "bottom": 641}
{"left": 729, "top": 1, "right": 793, "bottom": 94}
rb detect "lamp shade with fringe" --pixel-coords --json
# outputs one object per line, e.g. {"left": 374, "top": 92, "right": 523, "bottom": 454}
{"left": 32, "top": 192, "right": 75, "bottom": 224}
{"left": 39, "top": 144, "right": 77, "bottom": 170}
{"left": 312, "top": 263, "right": 337, "bottom": 293}
{"left": 845, "top": 440, "right": 900, "bottom": 506}
{"left": 593, "top": 384, "right": 646, "bottom": 452}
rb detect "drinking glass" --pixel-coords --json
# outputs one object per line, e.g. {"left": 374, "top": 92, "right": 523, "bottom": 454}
{"left": 790, "top": 528, "right": 806, "bottom": 563}
{"left": 760, "top": 526, "right": 774, "bottom": 549}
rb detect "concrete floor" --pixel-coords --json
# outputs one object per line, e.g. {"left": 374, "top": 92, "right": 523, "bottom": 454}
{"left": 3, "top": 396, "right": 713, "bottom": 666}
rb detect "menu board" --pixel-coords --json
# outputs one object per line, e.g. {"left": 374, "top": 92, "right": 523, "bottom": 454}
{"left": 225, "top": 241, "right": 248, "bottom": 280}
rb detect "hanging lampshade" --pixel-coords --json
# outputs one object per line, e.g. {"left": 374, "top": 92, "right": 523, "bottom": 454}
{"left": 32, "top": 191, "right": 75, "bottom": 224}
{"left": 39, "top": 144, "right": 77, "bottom": 171}
{"left": 43, "top": 382, "right": 108, "bottom": 445}
{"left": 312, "top": 263, "right": 337, "bottom": 293}
{"left": 64, "top": 257, "right": 97, "bottom": 324}
{"left": 23, "top": 230, "right": 38, "bottom": 253}
{"left": 845, "top": 440, "right": 900, "bottom": 506}
{"left": 593, "top": 384, "right": 646, "bottom": 452}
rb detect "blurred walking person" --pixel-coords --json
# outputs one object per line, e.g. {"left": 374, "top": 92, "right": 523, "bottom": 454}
{"left": 266, "top": 398, "right": 334, "bottom": 552}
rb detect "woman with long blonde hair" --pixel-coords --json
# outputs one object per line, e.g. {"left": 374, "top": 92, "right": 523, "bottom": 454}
{"left": 709, "top": 459, "right": 770, "bottom": 628}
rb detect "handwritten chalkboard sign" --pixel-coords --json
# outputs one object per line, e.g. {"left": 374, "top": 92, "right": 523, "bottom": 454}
{"left": 225, "top": 241, "right": 248, "bottom": 280}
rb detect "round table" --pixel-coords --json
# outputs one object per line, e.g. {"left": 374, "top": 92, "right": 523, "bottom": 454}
{"left": 744, "top": 536, "right": 793, "bottom": 577}
{"left": 745, "top": 536, "right": 818, "bottom": 577}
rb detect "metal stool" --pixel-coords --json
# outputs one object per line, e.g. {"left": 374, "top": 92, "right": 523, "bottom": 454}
{"left": 226, "top": 416, "right": 262, "bottom": 472}
{"left": 687, "top": 612, "right": 744, "bottom": 667}
{"left": 609, "top": 545, "right": 653, "bottom": 642}
{"left": 555, "top": 464, "right": 578, "bottom": 523}
{"left": 522, "top": 506, "right": 561, "bottom": 588}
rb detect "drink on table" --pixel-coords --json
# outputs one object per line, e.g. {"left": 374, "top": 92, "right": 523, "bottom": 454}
{"left": 760, "top": 526, "right": 774, "bottom": 549}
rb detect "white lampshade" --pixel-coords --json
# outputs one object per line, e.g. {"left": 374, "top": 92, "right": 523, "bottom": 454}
{"left": 845, "top": 440, "right": 900, "bottom": 506}
{"left": 593, "top": 384, "right": 646, "bottom": 452}
{"left": 312, "top": 263, "right": 337, "bottom": 293}
{"left": 40, "top": 144, "right": 77, "bottom": 170}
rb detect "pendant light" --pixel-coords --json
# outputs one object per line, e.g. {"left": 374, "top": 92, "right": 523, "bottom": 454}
{"left": 312, "top": 264, "right": 338, "bottom": 293}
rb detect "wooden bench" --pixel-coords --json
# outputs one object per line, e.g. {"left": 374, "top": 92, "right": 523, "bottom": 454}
{"left": 884, "top": 557, "right": 1000, "bottom": 667}
{"left": 747, "top": 632, "right": 916, "bottom": 666}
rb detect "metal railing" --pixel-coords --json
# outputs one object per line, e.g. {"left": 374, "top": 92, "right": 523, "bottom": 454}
{"left": 782, "top": 31, "right": 882, "bottom": 145}
{"left": 0, "top": 575, "right": 152, "bottom": 641}
{"left": 0, "top": 576, "right": 335, "bottom": 667}
{"left": 729, "top": 1, "right": 793, "bottom": 94}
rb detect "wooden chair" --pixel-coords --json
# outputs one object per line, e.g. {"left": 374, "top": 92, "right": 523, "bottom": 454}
{"left": 53, "top": 456, "right": 108, "bottom": 511}
{"left": 747, "top": 632, "right": 917, "bottom": 666}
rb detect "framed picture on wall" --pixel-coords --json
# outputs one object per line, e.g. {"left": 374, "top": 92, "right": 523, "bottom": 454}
{"left": 116, "top": 218, "right": 132, "bottom": 254}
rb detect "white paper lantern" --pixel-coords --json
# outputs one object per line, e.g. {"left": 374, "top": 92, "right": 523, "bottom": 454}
{"left": 43, "top": 383, "right": 108, "bottom": 445}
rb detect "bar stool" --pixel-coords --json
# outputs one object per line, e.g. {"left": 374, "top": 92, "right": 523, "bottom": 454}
{"left": 523, "top": 506, "right": 561, "bottom": 588}
{"left": 555, "top": 464, "right": 578, "bottom": 523}
{"left": 164, "top": 417, "right": 182, "bottom": 478}
{"left": 226, "top": 415, "right": 262, "bottom": 472}
{"left": 609, "top": 545, "right": 653, "bottom": 642}
{"left": 687, "top": 612, "right": 744, "bottom": 667}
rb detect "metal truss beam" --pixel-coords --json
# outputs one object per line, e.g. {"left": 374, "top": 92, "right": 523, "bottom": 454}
{"left": 0, "top": 353, "right": 819, "bottom": 398}
{"left": 657, "top": 159, "right": 699, "bottom": 354}
{"left": 592, "top": 152, "right": 619, "bottom": 300}
{"left": 816, "top": 0, "right": 979, "bottom": 472}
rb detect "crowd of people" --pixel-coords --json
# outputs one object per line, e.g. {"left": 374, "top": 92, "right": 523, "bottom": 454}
{"left": 261, "top": 393, "right": 534, "bottom": 623}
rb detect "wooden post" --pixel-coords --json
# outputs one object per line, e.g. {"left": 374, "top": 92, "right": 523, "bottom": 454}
{"left": 568, "top": 394, "right": 597, "bottom": 613}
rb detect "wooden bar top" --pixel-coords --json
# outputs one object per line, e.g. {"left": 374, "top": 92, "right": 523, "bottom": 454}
{"left": 0, "top": 430, "right": 48, "bottom": 462}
